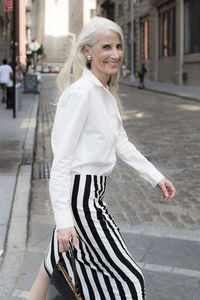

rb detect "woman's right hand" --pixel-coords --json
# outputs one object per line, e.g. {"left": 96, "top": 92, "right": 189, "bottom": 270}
{"left": 57, "top": 226, "right": 78, "bottom": 252}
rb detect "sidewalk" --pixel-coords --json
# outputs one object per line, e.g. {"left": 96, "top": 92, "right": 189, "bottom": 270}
{"left": 119, "top": 76, "right": 200, "bottom": 102}
{"left": 0, "top": 90, "right": 39, "bottom": 298}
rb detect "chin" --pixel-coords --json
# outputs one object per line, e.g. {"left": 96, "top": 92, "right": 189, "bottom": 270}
{"left": 106, "top": 68, "right": 119, "bottom": 75}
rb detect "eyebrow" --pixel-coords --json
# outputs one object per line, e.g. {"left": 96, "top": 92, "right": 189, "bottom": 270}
{"left": 100, "top": 42, "right": 122, "bottom": 46}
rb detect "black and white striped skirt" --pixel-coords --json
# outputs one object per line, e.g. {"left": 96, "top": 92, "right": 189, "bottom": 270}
{"left": 44, "top": 173, "right": 145, "bottom": 300}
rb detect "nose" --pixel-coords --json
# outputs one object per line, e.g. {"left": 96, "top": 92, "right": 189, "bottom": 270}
{"left": 111, "top": 47, "right": 120, "bottom": 60}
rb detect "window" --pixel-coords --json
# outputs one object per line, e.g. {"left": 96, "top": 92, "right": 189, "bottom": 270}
{"left": 184, "top": 0, "right": 200, "bottom": 54}
{"left": 140, "top": 16, "right": 150, "bottom": 60}
{"left": 159, "top": 1, "right": 176, "bottom": 58}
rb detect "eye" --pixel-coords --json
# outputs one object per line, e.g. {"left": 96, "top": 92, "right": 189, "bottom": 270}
{"left": 116, "top": 44, "right": 122, "bottom": 49}
{"left": 102, "top": 44, "right": 111, "bottom": 49}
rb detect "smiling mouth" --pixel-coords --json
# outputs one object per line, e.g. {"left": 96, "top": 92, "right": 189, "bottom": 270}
{"left": 106, "top": 62, "right": 119, "bottom": 67}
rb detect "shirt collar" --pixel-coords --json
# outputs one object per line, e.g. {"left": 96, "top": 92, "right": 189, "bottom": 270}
{"left": 82, "top": 69, "right": 110, "bottom": 92}
{"left": 82, "top": 69, "right": 122, "bottom": 122}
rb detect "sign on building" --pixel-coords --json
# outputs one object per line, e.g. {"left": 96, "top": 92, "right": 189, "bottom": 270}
{"left": 5, "top": 0, "right": 13, "bottom": 11}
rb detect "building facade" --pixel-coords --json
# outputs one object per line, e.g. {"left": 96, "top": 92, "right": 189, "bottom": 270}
{"left": 30, "top": 0, "right": 96, "bottom": 69}
{"left": 97, "top": 0, "right": 200, "bottom": 87}
{"left": 0, "top": 0, "right": 26, "bottom": 66}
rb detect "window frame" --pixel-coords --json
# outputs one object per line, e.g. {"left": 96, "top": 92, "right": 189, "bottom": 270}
{"left": 140, "top": 15, "right": 150, "bottom": 60}
{"left": 158, "top": 1, "right": 176, "bottom": 58}
{"left": 184, "top": 0, "right": 200, "bottom": 54}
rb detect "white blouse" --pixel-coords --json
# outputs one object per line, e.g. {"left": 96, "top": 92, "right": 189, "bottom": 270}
{"left": 49, "top": 69, "right": 165, "bottom": 229}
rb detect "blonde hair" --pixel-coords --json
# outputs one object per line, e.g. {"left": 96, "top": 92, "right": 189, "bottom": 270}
{"left": 56, "top": 17, "right": 125, "bottom": 100}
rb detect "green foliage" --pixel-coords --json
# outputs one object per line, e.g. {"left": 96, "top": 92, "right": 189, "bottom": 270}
{"left": 36, "top": 44, "right": 45, "bottom": 55}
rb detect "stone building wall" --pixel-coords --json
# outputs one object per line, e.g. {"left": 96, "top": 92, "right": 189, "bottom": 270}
{"left": 97, "top": 0, "right": 200, "bottom": 87}
{"left": 30, "top": 0, "right": 96, "bottom": 68}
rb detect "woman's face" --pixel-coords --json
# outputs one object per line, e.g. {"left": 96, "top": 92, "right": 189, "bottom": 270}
{"left": 85, "top": 30, "right": 124, "bottom": 81}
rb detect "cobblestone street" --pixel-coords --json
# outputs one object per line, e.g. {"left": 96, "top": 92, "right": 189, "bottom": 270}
{"left": 9, "top": 74, "right": 200, "bottom": 300}
{"left": 34, "top": 74, "right": 200, "bottom": 232}
{"left": 111, "top": 83, "right": 200, "bottom": 230}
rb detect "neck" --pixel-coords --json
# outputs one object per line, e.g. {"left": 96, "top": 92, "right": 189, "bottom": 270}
{"left": 90, "top": 69, "right": 110, "bottom": 87}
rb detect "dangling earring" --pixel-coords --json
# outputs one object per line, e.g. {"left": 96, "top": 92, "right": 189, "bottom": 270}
{"left": 87, "top": 55, "right": 92, "bottom": 69}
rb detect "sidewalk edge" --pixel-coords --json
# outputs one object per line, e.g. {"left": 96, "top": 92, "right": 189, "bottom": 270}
{"left": 119, "top": 80, "right": 200, "bottom": 103}
{"left": 0, "top": 95, "right": 39, "bottom": 300}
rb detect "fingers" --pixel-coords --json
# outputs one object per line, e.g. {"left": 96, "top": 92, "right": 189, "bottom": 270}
{"left": 59, "top": 239, "right": 69, "bottom": 252}
{"left": 165, "top": 180, "right": 176, "bottom": 202}
{"left": 57, "top": 227, "right": 78, "bottom": 253}
{"left": 161, "top": 183, "right": 169, "bottom": 200}
{"left": 72, "top": 231, "right": 79, "bottom": 249}
{"left": 167, "top": 182, "right": 176, "bottom": 201}
{"left": 157, "top": 178, "right": 176, "bottom": 202}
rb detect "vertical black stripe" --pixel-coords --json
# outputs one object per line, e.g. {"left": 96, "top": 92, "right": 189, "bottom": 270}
{"left": 78, "top": 240, "right": 106, "bottom": 300}
{"left": 87, "top": 176, "right": 128, "bottom": 298}
{"left": 78, "top": 259, "right": 95, "bottom": 299}
{"left": 83, "top": 242, "right": 116, "bottom": 300}
{"left": 43, "top": 262, "right": 51, "bottom": 277}
{"left": 102, "top": 273, "right": 116, "bottom": 300}
{"left": 94, "top": 198, "right": 145, "bottom": 299}
{"left": 93, "top": 201, "right": 139, "bottom": 299}
{"left": 71, "top": 175, "right": 126, "bottom": 299}
{"left": 98, "top": 198, "right": 134, "bottom": 261}
{"left": 62, "top": 250, "right": 86, "bottom": 300}
{"left": 97, "top": 179, "right": 139, "bottom": 266}
{"left": 98, "top": 176, "right": 104, "bottom": 199}
{"left": 99, "top": 176, "right": 106, "bottom": 201}
{"left": 94, "top": 175, "right": 98, "bottom": 199}
{"left": 50, "top": 227, "right": 56, "bottom": 269}
{"left": 101, "top": 201, "right": 145, "bottom": 298}
{"left": 91, "top": 268, "right": 106, "bottom": 300}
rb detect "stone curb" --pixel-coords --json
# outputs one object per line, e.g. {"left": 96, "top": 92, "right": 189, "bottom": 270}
{"left": 0, "top": 95, "right": 39, "bottom": 300}
{"left": 119, "top": 79, "right": 200, "bottom": 103}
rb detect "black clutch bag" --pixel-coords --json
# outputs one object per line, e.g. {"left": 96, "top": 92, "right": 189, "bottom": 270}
{"left": 46, "top": 244, "right": 82, "bottom": 300}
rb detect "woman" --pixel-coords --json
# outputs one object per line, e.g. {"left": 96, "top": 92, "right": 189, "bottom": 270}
{"left": 138, "top": 63, "right": 147, "bottom": 89}
{"left": 28, "top": 17, "right": 175, "bottom": 300}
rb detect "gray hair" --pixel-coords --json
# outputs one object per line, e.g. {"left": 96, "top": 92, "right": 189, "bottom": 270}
{"left": 56, "top": 16, "right": 125, "bottom": 99}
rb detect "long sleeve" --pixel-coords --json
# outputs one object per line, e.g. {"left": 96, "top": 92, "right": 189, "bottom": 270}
{"left": 115, "top": 122, "right": 164, "bottom": 187}
{"left": 49, "top": 89, "right": 89, "bottom": 229}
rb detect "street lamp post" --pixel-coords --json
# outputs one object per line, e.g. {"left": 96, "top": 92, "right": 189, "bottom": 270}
{"left": 29, "top": 40, "right": 41, "bottom": 70}
{"left": 12, "top": 0, "right": 16, "bottom": 118}
{"left": 130, "top": 0, "right": 136, "bottom": 82}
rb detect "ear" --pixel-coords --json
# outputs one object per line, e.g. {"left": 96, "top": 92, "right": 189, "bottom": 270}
{"left": 82, "top": 45, "right": 91, "bottom": 58}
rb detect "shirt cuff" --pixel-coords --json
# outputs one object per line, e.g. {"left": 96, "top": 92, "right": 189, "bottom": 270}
{"left": 149, "top": 172, "right": 165, "bottom": 188}
{"left": 54, "top": 209, "right": 74, "bottom": 229}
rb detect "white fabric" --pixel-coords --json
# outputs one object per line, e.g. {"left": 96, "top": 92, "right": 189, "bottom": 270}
{"left": 49, "top": 69, "right": 164, "bottom": 229}
{"left": 0, "top": 65, "right": 13, "bottom": 84}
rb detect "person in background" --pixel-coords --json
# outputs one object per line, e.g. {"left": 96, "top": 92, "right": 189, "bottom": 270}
{"left": 122, "top": 63, "right": 127, "bottom": 78}
{"left": 0, "top": 59, "right": 13, "bottom": 103}
{"left": 138, "top": 63, "right": 147, "bottom": 89}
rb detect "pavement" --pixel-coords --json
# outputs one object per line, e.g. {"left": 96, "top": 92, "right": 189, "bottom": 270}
{"left": 0, "top": 75, "right": 200, "bottom": 300}
{"left": 119, "top": 76, "right": 200, "bottom": 102}
{"left": 0, "top": 88, "right": 39, "bottom": 299}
